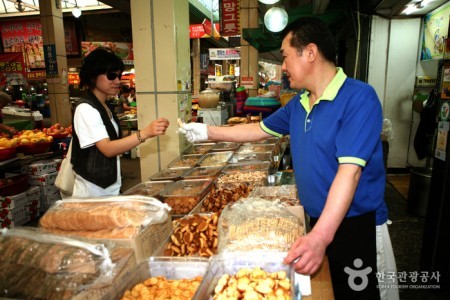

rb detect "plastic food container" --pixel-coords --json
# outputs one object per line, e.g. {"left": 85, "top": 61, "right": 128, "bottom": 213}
{"left": 229, "top": 151, "right": 273, "bottom": 165}
{"left": 216, "top": 163, "right": 271, "bottom": 188}
{"left": 155, "top": 213, "right": 219, "bottom": 257}
{"left": 236, "top": 144, "right": 277, "bottom": 155}
{"left": 182, "top": 166, "right": 224, "bottom": 180}
{"left": 243, "top": 137, "right": 279, "bottom": 145}
{"left": 193, "top": 252, "right": 297, "bottom": 299}
{"left": 0, "top": 147, "right": 17, "bottom": 162}
{"left": 251, "top": 185, "right": 300, "bottom": 206}
{"left": 222, "top": 162, "right": 271, "bottom": 173}
{"left": 18, "top": 141, "right": 52, "bottom": 155}
{"left": 121, "top": 180, "right": 174, "bottom": 198}
{"left": 149, "top": 168, "right": 189, "bottom": 181}
{"left": 210, "top": 142, "right": 240, "bottom": 152}
{"left": 197, "top": 151, "right": 233, "bottom": 167}
{"left": 167, "top": 154, "right": 204, "bottom": 169}
{"left": 115, "top": 257, "right": 210, "bottom": 300}
{"left": 159, "top": 179, "right": 214, "bottom": 215}
{"left": 183, "top": 143, "right": 216, "bottom": 155}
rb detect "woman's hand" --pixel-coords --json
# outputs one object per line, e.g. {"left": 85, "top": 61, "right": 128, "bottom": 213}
{"left": 140, "top": 118, "right": 169, "bottom": 139}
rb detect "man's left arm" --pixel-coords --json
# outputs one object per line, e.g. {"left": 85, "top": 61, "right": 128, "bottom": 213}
{"left": 284, "top": 163, "right": 361, "bottom": 274}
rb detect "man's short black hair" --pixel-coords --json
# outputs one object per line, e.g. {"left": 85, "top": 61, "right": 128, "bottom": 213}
{"left": 282, "top": 17, "right": 337, "bottom": 64}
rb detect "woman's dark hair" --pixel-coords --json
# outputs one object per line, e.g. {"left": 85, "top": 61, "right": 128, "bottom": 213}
{"left": 282, "top": 17, "right": 337, "bottom": 64}
{"left": 79, "top": 47, "right": 125, "bottom": 90}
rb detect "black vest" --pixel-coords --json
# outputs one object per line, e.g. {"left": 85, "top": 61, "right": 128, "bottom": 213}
{"left": 71, "top": 91, "right": 122, "bottom": 188}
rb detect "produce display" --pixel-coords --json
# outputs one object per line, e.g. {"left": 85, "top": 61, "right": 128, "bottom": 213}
{"left": 42, "top": 123, "right": 72, "bottom": 138}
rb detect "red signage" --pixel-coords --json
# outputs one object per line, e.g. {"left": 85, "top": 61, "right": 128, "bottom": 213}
{"left": 26, "top": 70, "right": 47, "bottom": 81}
{"left": 0, "top": 19, "right": 45, "bottom": 69}
{"left": 0, "top": 52, "right": 27, "bottom": 86}
{"left": 68, "top": 72, "right": 80, "bottom": 85}
{"left": 190, "top": 21, "right": 221, "bottom": 39}
{"left": 220, "top": 0, "right": 240, "bottom": 36}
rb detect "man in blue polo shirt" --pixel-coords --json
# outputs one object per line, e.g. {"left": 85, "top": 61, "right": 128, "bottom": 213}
{"left": 180, "top": 17, "right": 398, "bottom": 300}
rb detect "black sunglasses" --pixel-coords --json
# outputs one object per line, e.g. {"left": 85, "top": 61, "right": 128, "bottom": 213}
{"left": 105, "top": 72, "right": 122, "bottom": 81}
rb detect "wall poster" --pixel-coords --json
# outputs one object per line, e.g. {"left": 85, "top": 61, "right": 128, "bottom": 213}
{"left": 421, "top": 2, "right": 450, "bottom": 60}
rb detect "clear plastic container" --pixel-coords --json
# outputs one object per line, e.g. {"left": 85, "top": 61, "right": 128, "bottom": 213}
{"left": 222, "top": 161, "right": 271, "bottom": 173}
{"left": 159, "top": 179, "right": 214, "bottom": 215}
{"left": 121, "top": 180, "right": 174, "bottom": 198}
{"left": 149, "top": 168, "right": 189, "bottom": 181}
{"left": 183, "top": 166, "right": 224, "bottom": 180}
{"left": 210, "top": 142, "right": 241, "bottom": 152}
{"left": 236, "top": 144, "right": 277, "bottom": 155}
{"left": 251, "top": 185, "right": 300, "bottom": 206}
{"left": 193, "top": 252, "right": 297, "bottom": 300}
{"left": 115, "top": 257, "right": 210, "bottom": 300}
{"left": 197, "top": 151, "right": 233, "bottom": 167}
{"left": 229, "top": 151, "right": 273, "bottom": 165}
{"left": 167, "top": 154, "right": 204, "bottom": 169}
{"left": 183, "top": 143, "right": 216, "bottom": 155}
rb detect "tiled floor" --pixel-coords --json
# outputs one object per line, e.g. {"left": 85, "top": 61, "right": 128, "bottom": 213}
{"left": 387, "top": 173, "right": 411, "bottom": 200}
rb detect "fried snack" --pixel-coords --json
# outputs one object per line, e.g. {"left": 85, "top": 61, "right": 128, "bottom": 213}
{"left": 163, "top": 213, "right": 219, "bottom": 257}
{"left": 213, "top": 267, "right": 291, "bottom": 299}
{"left": 121, "top": 275, "right": 203, "bottom": 300}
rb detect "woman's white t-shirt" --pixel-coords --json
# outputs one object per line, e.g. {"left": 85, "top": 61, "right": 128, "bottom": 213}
{"left": 72, "top": 103, "right": 121, "bottom": 197}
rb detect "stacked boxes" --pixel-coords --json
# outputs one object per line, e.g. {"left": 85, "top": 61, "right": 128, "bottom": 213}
{"left": 0, "top": 186, "right": 40, "bottom": 228}
{"left": 21, "top": 159, "right": 61, "bottom": 214}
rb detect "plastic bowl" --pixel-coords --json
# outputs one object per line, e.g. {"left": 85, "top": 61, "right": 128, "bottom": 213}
{"left": 18, "top": 142, "right": 52, "bottom": 155}
{"left": 0, "top": 147, "right": 18, "bottom": 161}
{"left": 0, "top": 174, "right": 29, "bottom": 196}
{"left": 47, "top": 132, "right": 69, "bottom": 139}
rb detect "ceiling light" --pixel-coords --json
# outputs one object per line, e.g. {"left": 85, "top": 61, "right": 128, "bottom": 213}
{"left": 259, "top": 0, "right": 281, "bottom": 4}
{"left": 264, "top": 7, "right": 288, "bottom": 32}
{"left": 72, "top": 7, "right": 81, "bottom": 18}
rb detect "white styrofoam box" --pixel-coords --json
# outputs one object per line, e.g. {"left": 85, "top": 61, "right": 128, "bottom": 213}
{"left": 9, "top": 210, "right": 40, "bottom": 228}
{"left": 39, "top": 184, "right": 59, "bottom": 196}
{"left": 28, "top": 171, "right": 58, "bottom": 186}
{"left": 21, "top": 159, "right": 59, "bottom": 176}
{"left": 1, "top": 200, "right": 40, "bottom": 222}
{"left": 0, "top": 186, "right": 40, "bottom": 211}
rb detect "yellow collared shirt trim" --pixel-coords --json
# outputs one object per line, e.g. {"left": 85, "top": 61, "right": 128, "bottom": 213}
{"left": 338, "top": 156, "right": 367, "bottom": 167}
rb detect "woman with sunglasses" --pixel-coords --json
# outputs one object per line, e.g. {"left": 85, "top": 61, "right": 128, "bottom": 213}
{"left": 71, "top": 47, "right": 169, "bottom": 197}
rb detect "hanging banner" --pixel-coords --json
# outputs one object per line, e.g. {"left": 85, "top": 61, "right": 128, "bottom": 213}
{"left": 209, "top": 48, "right": 241, "bottom": 60}
{"left": 219, "top": 0, "right": 240, "bottom": 36}
{"left": 81, "top": 41, "right": 134, "bottom": 65}
{"left": 0, "top": 19, "right": 45, "bottom": 69}
{"left": 64, "top": 19, "right": 80, "bottom": 56}
{"left": 44, "top": 44, "right": 59, "bottom": 78}
{"left": 0, "top": 52, "right": 27, "bottom": 86}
